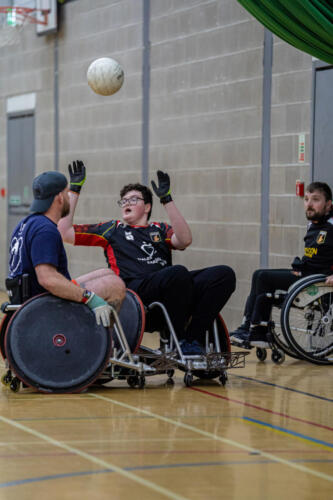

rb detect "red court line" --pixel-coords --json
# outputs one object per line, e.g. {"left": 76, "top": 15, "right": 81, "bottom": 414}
{"left": 190, "top": 387, "right": 333, "bottom": 432}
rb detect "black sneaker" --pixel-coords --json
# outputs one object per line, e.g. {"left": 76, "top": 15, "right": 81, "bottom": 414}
{"left": 249, "top": 326, "right": 270, "bottom": 348}
{"left": 229, "top": 325, "right": 250, "bottom": 347}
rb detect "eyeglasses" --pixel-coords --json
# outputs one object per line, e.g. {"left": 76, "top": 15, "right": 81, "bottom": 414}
{"left": 117, "top": 196, "right": 144, "bottom": 208}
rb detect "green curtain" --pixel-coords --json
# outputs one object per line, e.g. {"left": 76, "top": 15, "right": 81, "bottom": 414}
{"left": 237, "top": 0, "right": 333, "bottom": 64}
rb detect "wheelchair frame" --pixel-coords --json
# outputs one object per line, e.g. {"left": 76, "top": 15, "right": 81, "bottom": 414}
{"left": 0, "top": 289, "right": 248, "bottom": 393}
{"left": 253, "top": 274, "right": 333, "bottom": 365}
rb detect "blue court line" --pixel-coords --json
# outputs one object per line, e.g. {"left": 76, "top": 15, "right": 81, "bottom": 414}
{"left": 243, "top": 417, "right": 333, "bottom": 449}
{"left": 1, "top": 458, "right": 333, "bottom": 488}
{"left": 231, "top": 374, "right": 333, "bottom": 402}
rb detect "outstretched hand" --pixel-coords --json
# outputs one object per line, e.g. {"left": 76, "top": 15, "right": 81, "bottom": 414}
{"left": 151, "top": 170, "right": 173, "bottom": 204}
{"left": 68, "top": 160, "right": 86, "bottom": 194}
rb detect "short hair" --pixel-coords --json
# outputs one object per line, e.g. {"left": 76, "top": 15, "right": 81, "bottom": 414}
{"left": 120, "top": 183, "right": 153, "bottom": 220}
{"left": 306, "top": 182, "right": 332, "bottom": 201}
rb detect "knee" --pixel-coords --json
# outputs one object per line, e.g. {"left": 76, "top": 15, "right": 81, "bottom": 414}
{"left": 171, "top": 265, "right": 191, "bottom": 280}
{"left": 104, "top": 271, "right": 126, "bottom": 303}
{"left": 212, "top": 265, "right": 236, "bottom": 292}
{"left": 224, "top": 266, "right": 236, "bottom": 292}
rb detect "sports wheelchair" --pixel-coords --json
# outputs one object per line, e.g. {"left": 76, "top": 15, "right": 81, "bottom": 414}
{"left": 251, "top": 274, "right": 333, "bottom": 365}
{"left": 0, "top": 276, "right": 248, "bottom": 393}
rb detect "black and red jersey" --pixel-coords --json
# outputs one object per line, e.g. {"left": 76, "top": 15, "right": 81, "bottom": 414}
{"left": 299, "top": 214, "right": 333, "bottom": 275}
{"left": 73, "top": 220, "right": 176, "bottom": 281}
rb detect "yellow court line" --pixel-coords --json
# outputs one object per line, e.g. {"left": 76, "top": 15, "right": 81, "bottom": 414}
{"left": 0, "top": 415, "right": 188, "bottom": 500}
{"left": 90, "top": 394, "right": 333, "bottom": 483}
{"left": 243, "top": 419, "right": 333, "bottom": 452}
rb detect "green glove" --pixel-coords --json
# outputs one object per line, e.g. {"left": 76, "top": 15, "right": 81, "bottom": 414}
{"left": 86, "top": 292, "right": 112, "bottom": 327}
{"left": 151, "top": 170, "right": 173, "bottom": 204}
{"left": 68, "top": 160, "right": 86, "bottom": 194}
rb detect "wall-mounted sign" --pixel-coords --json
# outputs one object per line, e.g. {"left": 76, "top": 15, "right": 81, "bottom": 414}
{"left": 298, "top": 134, "right": 305, "bottom": 163}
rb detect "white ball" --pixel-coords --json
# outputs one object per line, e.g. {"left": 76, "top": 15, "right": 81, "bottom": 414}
{"left": 87, "top": 57, "right": 124, "bottom": 96}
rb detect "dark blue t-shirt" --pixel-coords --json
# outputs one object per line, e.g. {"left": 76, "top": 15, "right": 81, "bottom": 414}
{"left": 8, "top": 214, "right": 71, "bottom": 297}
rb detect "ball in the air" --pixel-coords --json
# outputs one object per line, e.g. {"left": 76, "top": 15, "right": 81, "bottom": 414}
{"left": 87, "top": 57, "right": 124, "bottom": 96}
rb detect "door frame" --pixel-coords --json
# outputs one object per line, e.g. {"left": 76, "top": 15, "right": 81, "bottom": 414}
{"left": 310, "top": 60, "right": 333, "bottom": 182}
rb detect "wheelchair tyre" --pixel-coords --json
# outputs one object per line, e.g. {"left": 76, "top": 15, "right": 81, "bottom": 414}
{"left": 4, "top": 293, "right": 112, "bottom": 392}
{"left": 0, "top": 313, "right": 12, "bottom": 360}
{"left": 281, "top": 276, "right": 333, "bottom": 365}
{"left": 271, "top": 349, "right": 285, "bottom": 365}
{"left": 256, "top": 347, "right": 267, "bottom": 362}
{"left": 184, "top": 372, "right": 193, "bottom": 387}
{"left": 219, "top": 371, "right": 228, "bottom": 386}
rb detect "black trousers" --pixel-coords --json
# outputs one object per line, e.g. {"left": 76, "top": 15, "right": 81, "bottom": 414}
{"left": 126, "top": 265, "right": 236, "bottom": 342}
{"left": 243, "top": 268, "right": 299, "bottom": 325}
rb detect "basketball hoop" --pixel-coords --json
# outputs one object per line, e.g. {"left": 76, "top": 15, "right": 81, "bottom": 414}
{"left": 0, "top": 6, "right": 49, "bottom": 47}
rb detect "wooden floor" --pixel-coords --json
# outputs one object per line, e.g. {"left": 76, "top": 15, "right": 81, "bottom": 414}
{"left": 0, "top": 292, "right": 332, "bottom": 499}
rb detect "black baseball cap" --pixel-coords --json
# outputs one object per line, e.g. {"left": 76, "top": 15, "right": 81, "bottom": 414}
{"left": 30, "top": 171, "right": 68, "bottom": 213}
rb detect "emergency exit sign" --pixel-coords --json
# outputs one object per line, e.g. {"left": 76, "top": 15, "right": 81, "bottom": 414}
{"left": 298, "top": 134, "right": 305, "bottom": 163}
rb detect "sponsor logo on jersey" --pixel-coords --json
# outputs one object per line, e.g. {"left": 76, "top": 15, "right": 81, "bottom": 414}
{"left": 304, "top": 247, "right": 318, "bottom": 258}
{"left": 138, "top": 242, "right": 167, "bottom": 266}
{"left": 150, "top": 231, "right": 161, "bottom": 243}
{"left": 316, "top": 230, "right": 327, "bottom": 244}
{"left": 125, "top": 231, "right": 134, "bottom": 241}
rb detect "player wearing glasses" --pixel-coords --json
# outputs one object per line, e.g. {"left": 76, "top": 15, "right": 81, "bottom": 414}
{"left": 58, "top": 161, "right": 236, "bottom": 354}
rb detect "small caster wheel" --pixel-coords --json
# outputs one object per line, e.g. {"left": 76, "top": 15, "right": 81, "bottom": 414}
{"left": 138, "top": 375, "right": 145, "bottom": 389}
{"left": 10, "top": 377, "right": 20, "bottom": 393}
{"left": 127, "top": 375, "right": 139, "bottom": 388}
{"left": 184, "top": 372, "right": 193, "bottom": 387}
{"left": 1, "top": 371, "right": 12, "bottom": 387}
{"left": 166, "top": 369, "right": 175, "bottom": 379}
{"left": 256, "top": 347, "right": 267, "bottom": 362}
{"left": 271, "top": 350, "right": 285, "bottom": 365}
{"left": 219, "top": 371, "right": 228, "bottom": 386}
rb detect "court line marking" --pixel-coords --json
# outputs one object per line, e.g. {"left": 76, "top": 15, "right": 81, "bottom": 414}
{"left": 242, "top": 417, "right": 333, "bottom": 451}
{"left": 90, "top": 394, "right": 333, "bottom": 482}
{"left": 0, "top": 415, "right": 188, "bottom": 500}
{"left": 230, "top": 374, "right": 333, "bottom": 402}
{"left": 1, "top": 458, "right": 333, "bottom": 489}
{"left": 189, "top": 387, "right": 333, "bottom": 431}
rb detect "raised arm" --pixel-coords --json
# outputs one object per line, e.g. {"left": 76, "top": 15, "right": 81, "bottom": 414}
{"left": 58, "top": 160, "right": 86, "bottom": 245}
{"left": 151, "top": 170, "right": 192, "bottom": 250}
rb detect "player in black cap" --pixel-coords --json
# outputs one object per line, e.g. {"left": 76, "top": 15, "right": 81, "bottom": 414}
{"left": 8, "top": 170, "right": 125, "bottom": 327}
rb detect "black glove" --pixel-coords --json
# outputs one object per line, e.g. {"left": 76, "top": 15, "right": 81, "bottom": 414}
{"left": 68, "top": 160, "right": 86, "bottom": 194}
{"left": 151, "top": 170, "right": 173, "bottom": 204}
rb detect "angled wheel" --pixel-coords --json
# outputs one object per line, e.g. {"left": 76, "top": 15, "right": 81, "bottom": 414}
{"left": 4, "top": 294, "right": 112, "bottom": 392}
{"left": 281, "top": 275, "right": 333, "bottom": 364}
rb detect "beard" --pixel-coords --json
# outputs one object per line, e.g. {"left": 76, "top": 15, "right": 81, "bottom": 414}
{"left": 61, "top": 199, "right": 70, "bottom": 218}
{"left": 306, "top": 209, "right": 326, "bottom": 221}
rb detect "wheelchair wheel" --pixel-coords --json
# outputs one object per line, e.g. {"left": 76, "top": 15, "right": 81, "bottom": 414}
{"left": 4, "top": 293, "right": 112, "bottom": 392}
{"left": 281, "top": 276, "right": 333, "bottom": 365}
{"left": 0, "top": 313, "right": 12, "bottom": 360}
{"left": 111, "top": 289, "right": 145, "bottom": 353}
{"left": 270, "top": 309, "right": 303, "bottom": 360}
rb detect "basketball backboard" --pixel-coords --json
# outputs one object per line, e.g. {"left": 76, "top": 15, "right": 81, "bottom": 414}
{"left": 36, "top": 0, "right": 57, "bottom": 35}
